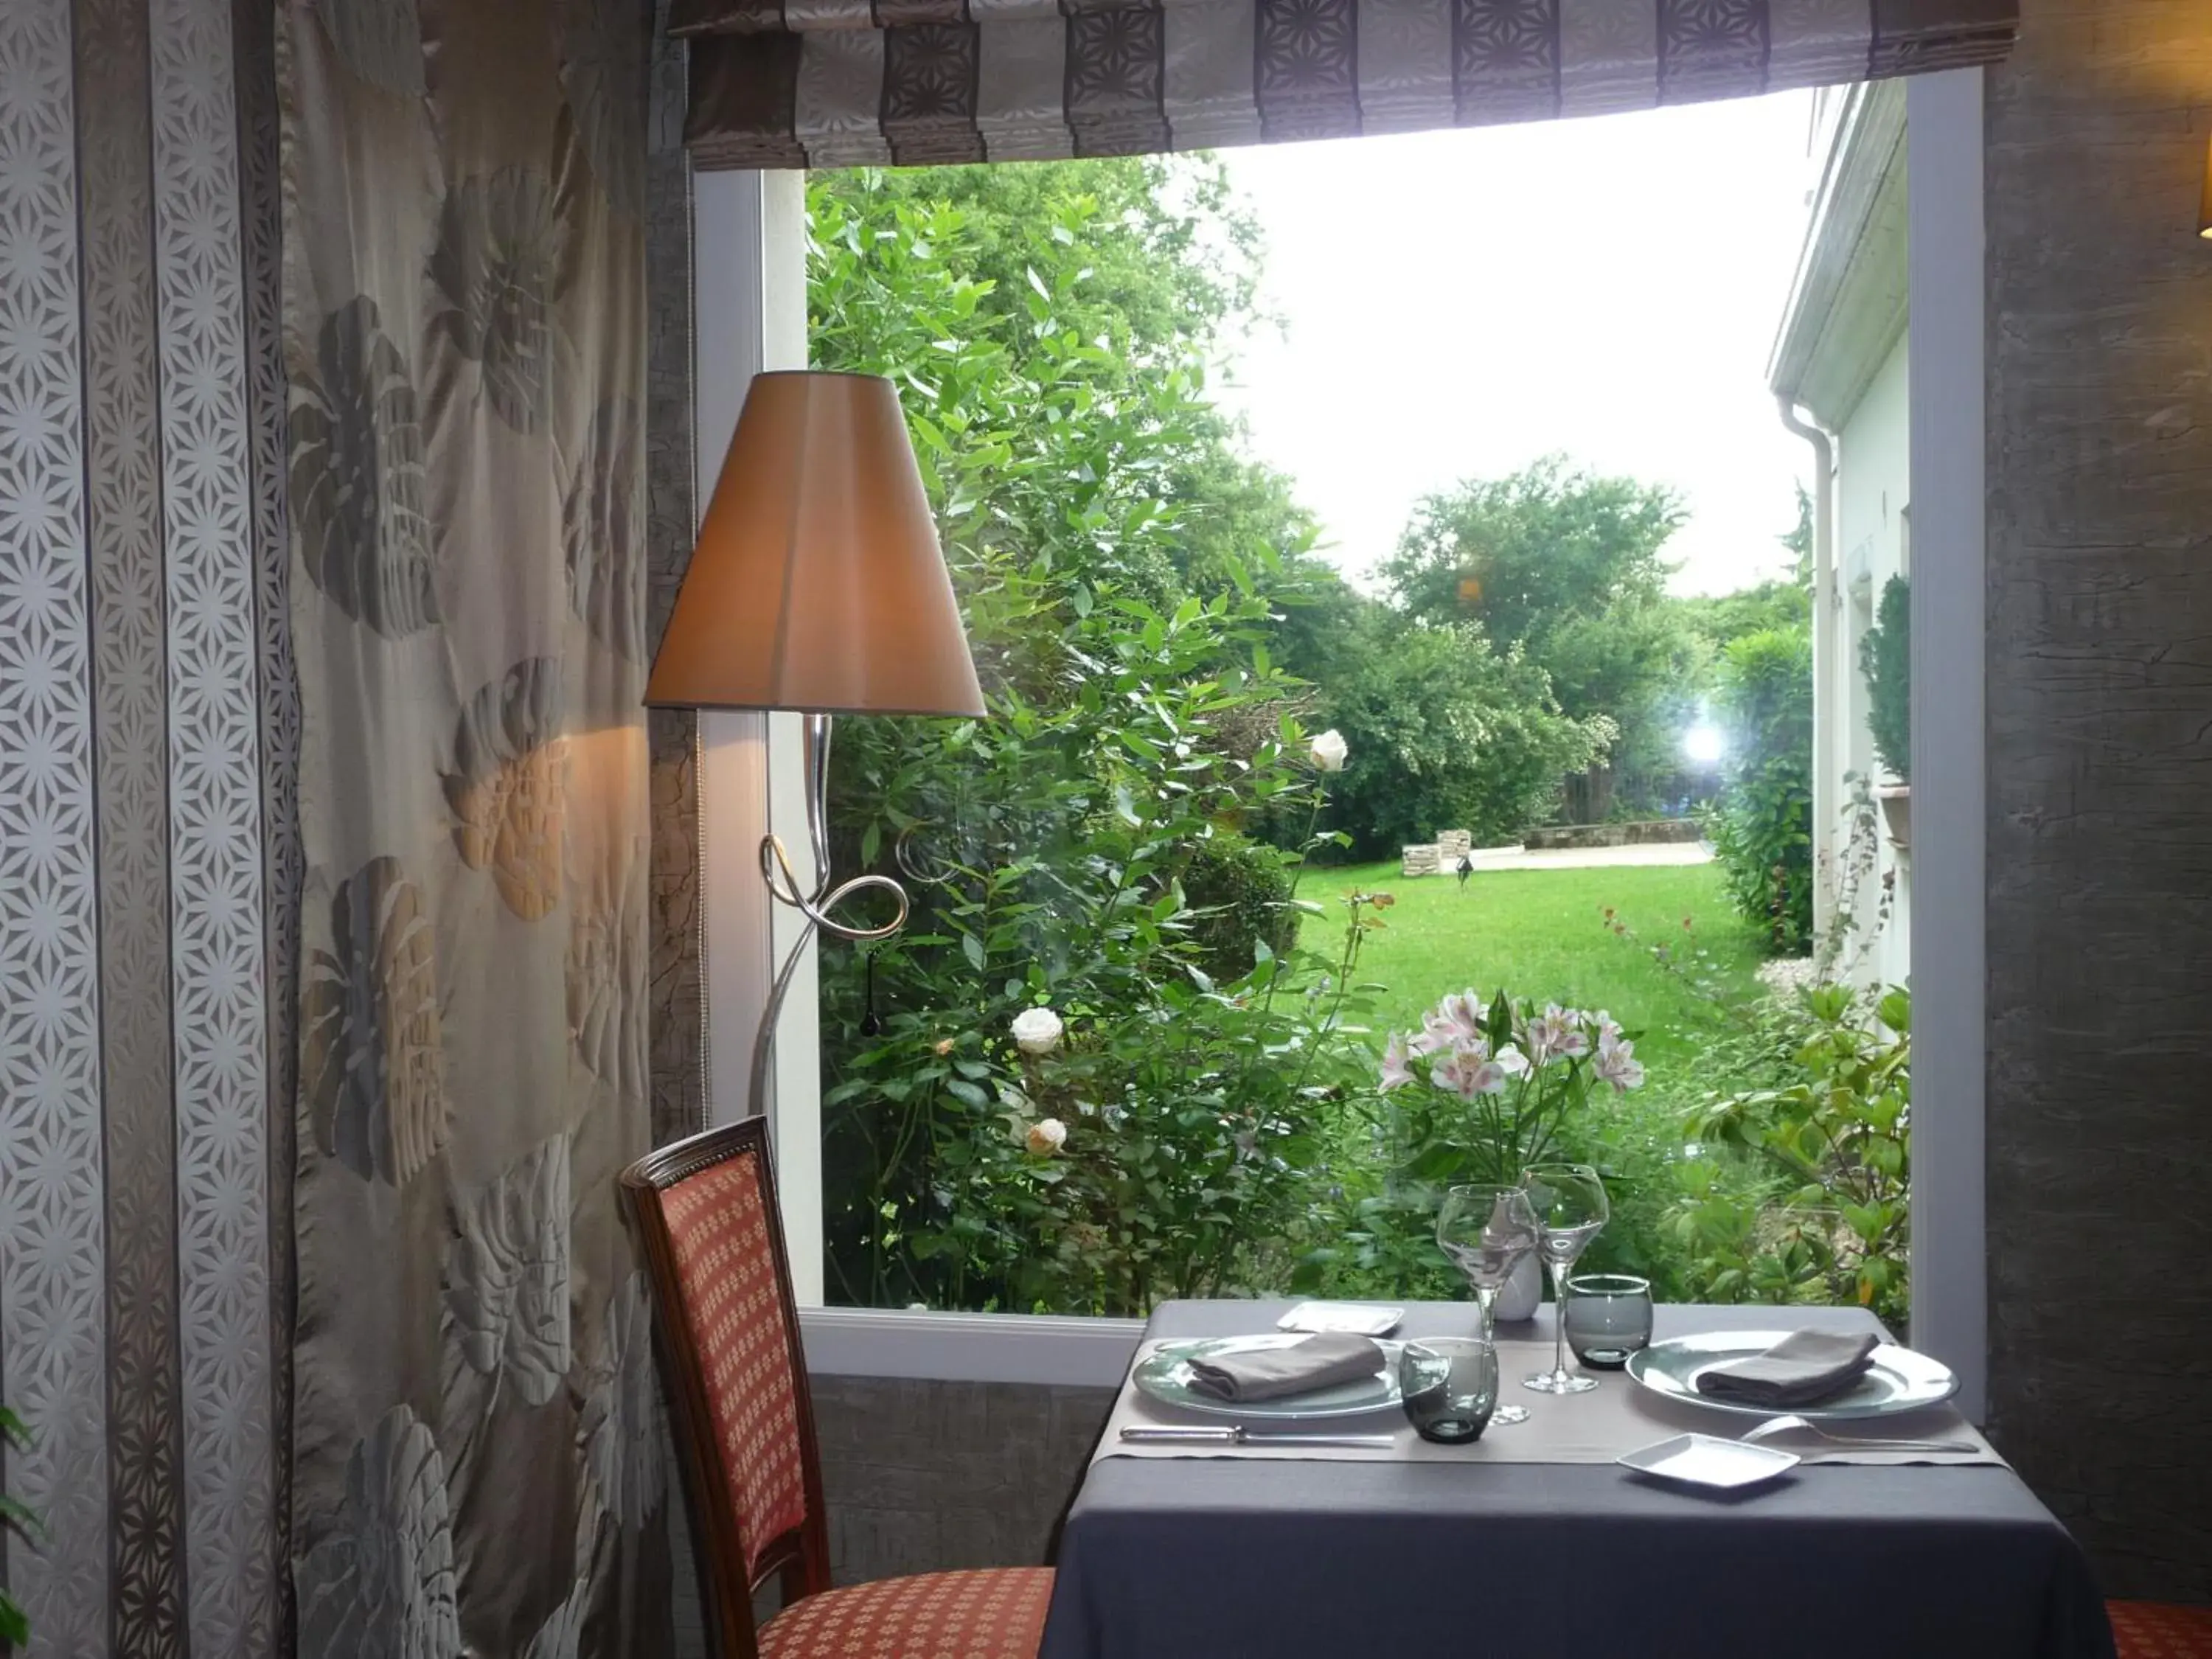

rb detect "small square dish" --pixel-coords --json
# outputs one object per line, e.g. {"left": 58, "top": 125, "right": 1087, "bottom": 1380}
{"left": 1618, "top": 1433, "right": 1801, "bottom": 1491}
{"left": 1276, "top": 1301, "right": 1405, "bottom": 1338}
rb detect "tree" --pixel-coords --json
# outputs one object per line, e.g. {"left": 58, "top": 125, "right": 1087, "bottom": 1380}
{"left": 1382, "top": 456, "right": 1685, "bottom": 652}
{"left": 811, "top": 164, "right": 1324, "bottom": 621}
{"left": 1317, "top": 622, "right": 1608, "bottom": 856}
{"left": 1382, "top": 458, "right": 1692, "bottom": 819}
{"left": 1677, "top": 485, "right": 1812, "bottom": 652}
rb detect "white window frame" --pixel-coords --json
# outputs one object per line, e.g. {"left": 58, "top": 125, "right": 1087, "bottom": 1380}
{"left": 1903, "top": 69, "right": 1988, "bottom": 1423}
{"left": 694, "top": 168, "right": 827, "bottom": 1307}
{"left": 691, "top": 82, "right": 1992, "bottom": 1406}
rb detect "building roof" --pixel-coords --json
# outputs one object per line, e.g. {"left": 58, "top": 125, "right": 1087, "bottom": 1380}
{"left": 1768, "top": 82, "right": 1908, "bottom": 431}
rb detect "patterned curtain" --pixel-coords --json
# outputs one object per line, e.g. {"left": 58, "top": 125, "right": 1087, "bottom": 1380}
{"left": 278, "top": 1, "right": 674, "bottom": 1654}
{"left": 675, "top": 0, "right": 2015, "bottom": 168}
{"left": 0, "top": 1, "right": 293, "bottom": 1652}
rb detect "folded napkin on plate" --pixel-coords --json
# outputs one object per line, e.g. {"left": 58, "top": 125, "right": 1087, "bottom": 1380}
{"left": 1694, "top": 1330, "right": 1881, "bottom": 1408}
{"left": 1184, "top": 1335, "right": 1385, "bottom": 1403}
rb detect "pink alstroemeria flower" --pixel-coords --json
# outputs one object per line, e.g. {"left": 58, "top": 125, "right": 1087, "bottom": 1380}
{"left": 1438, "top": 990, "right": 1487, "bottom": 1043}
{"left": 1380, "top": 1032, "right": 1416, "bottom": 1091}
{"left": 1593, "top": 1034, "right": 1645, "bottom": 1093}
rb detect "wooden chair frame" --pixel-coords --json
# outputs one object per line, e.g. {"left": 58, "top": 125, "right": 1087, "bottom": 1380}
{"left": 621, "top": 1118, "right": 835, "bottom": 1659}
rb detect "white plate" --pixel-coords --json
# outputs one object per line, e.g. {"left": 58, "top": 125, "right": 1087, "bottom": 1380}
{"left": 1276, "top": 1301, "right": 1405, "bottom": 1338}
{"left": 1618, "top": 1433, "right": 1801, "bottom": 1490}
{"left": 1132, "top": 1335, "right": 1403, "bottom": 1420}
{"left": 1627, "top": 1329, "right": 1959, "bottom": 1422}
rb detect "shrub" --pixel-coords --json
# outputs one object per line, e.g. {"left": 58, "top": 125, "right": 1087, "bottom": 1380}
{"left": 1708, "top": 627, "right": 1812, "bottom": 952}
{"left": 1668, "top": 984, "right": 1910, "bottom": 1324}
{"left": 807, "top": 164, "right": 1394, "bottom": 1314}
{"left": 1859, "top": 574, "right": 1910, "bottom": 781}
{"left": 1178, "top": 833, "right": 1300, "bottom": 984}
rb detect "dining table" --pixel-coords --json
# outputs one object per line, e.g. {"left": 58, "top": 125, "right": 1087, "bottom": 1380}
{"left": 1039, "top": 1299, "right": 2115, "bottom": 1659}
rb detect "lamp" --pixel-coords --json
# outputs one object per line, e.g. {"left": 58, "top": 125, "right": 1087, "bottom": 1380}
{"left": 647, "top": 369, "right": 984, "bottom": 1121}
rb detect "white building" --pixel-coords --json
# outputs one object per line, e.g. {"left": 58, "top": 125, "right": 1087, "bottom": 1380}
{"left": 1770, "top": 86, "right": 1913, "bottom": 992}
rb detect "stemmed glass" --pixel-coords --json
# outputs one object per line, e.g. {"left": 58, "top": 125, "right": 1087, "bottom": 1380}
{"left": 1435, "top": 1184, "right": 1540, "bottom": 1425}
{"left": 1520, "top": 1163, "right": 1610, "bottom": 1396}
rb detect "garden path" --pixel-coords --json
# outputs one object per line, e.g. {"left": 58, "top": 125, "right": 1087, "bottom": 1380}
{"left": 1446, "top": 842, "right": 1714, "bottom": 872}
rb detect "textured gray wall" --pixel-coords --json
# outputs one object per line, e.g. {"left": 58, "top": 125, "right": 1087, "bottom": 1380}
{"left": 1985, "top": 0, "right": 2212, "bottom": 1604}
{"left": 808, "top": 1378, "right": 1116, "bottom": 1584}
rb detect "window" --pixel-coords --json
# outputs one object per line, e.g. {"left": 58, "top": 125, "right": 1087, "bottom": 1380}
{"left": 697, "top": 74, "right": 1991, "bottom": 1419}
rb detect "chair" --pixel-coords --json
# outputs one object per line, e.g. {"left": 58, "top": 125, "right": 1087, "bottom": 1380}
{"left": 622, "top": 1119, "right": 1054, "bottom": 1659}
{"left": 2110, "top": 1601, "right": 2212, "bottom": 1658}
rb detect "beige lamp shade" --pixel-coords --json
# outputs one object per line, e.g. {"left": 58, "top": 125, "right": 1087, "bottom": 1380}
{"left": 644, "top": 370, "right": 985, "bottom": 716}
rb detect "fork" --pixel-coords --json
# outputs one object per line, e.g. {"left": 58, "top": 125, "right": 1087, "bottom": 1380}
{"left": 1739, "top": 1413, "right": 1979, "bottom": 1455}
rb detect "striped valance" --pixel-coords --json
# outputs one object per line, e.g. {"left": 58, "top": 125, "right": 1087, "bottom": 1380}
{"left": 675, "top": 0, "right": 2014, "bottom": 170}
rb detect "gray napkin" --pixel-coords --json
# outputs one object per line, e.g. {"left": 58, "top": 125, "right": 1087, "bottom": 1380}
{"left": 1695, "top": 1330, "right": 1881, "bottom": 1408}
{"left": 1184, "top": 1335, "right": 1385, "bottom": 1403}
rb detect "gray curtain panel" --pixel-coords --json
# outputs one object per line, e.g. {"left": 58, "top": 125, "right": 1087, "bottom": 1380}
{"left": 0, "top": 0, "right": 294, "bottom": 1653}
{"left": 277, "top": 1, "right": 675, "bottom": 1654}
{"left": 676, "top": 0, "right": 2016, "bottom": 169}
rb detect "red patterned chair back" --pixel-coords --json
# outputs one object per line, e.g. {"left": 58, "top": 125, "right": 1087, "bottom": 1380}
{"left": 622, "top": 1119, "right": 832, "bottom": 1657}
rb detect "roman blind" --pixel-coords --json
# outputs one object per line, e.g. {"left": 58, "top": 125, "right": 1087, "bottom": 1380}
{"left": 675, "top": 0, "right": 2012, "bottom": 170}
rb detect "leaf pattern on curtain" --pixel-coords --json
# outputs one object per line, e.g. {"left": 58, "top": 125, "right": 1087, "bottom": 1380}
{"left": 428, "top": 167, "right": 571, "bottom": 434}
{"left": 557, "top": 0, "right": 647, "bottom": 219}
{"left": 310, "top": 0, "right": 427, "bottom": 97}
{"left": 302, "top": 855, "right": 450, "bottom": 1187}
{"left": 290, "top": 295, "right": 441, "bottom": 639}
{"left": 295, "top": 1404, "right": 464, "bottom": 1659}
{"left": 524, "top": 1578, "right": 591, "bottom": 1659}
{"left": 563, "top": 395, "right": 647, "bottom": 663}
{"left": 443, "top": 656, "right": 569, "bottom": 921}
{"left": 285, "top": 0, "right": 668, "bottom": 1648}
{"left": 445, "top": 1135, "right": 573, "bottom": 1408}
{"left": 568, "top": 835, "right": 649, "bottom": 1098}
{"left": 580, "top": 1271, "right": 667, "bottom": 1531}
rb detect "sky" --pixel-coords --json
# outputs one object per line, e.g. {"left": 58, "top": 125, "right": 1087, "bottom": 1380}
{"left": 1208, "top": 92, "right": 1820, "bottom": 597}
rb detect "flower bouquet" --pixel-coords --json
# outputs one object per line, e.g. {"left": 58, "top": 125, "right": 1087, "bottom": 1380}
{"left": 1380, "top": 989, "right": 1644, "bottom": 1186}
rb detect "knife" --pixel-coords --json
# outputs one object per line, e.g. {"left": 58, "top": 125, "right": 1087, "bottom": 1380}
{"left": 1119, "top": 1425, "right": 1397, "bottom": 1447}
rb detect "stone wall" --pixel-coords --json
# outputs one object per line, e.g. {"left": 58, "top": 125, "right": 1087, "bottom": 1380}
{"left": 1523, "top": 819, "right": 1706, "bottom": 850}
{"left": 1984, "top": 0, "right": 2212, "bottom": 1600}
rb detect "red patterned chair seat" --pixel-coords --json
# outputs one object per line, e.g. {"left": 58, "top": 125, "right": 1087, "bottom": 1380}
{"left": 759, "top": 1567, "right": 1056, "bottom": 1659}
{"left": 2111, "top": 1602, "right": 2212, "bottom": 1658}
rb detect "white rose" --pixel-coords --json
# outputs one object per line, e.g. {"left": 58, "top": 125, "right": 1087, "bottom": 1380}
{"left": 1011, "top": 1006, "right": 1063, "bottom": 1055}
{"left": 1309, "top": 728, "right": 1349, "bottom": 773}
{"left": 1024, "top": 1118, "right": 1068, "bottom": 1156}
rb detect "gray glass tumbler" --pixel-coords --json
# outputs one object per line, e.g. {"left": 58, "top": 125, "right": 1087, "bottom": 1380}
{"left": 1562, "top": 1273, "right": 1652, "bottom": 1370}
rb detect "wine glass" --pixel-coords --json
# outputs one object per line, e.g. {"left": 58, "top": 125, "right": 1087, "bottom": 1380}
{"left": 1520, "top": 1163, "right": 1610, "bottom": 1395}
{"left": 1435, "top": 1184, "right": 1540, "bottom": 1425}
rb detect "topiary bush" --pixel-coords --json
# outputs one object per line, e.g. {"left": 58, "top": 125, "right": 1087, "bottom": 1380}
{"left": 1859, "top": 574, "right": 1910, "bottom": 782}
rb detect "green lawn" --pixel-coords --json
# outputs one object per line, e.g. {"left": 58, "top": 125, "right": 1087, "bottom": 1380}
{"left": 1297, "top": 858, "right": 1768, "bottom": 1091}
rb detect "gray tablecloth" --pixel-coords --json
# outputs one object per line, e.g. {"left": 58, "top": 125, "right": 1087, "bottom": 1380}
{"left": 1041, "top": 1301, "right": 2114, "bottom": 1659}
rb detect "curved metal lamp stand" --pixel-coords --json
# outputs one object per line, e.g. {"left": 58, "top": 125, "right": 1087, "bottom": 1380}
{"left": 750, "top": 714, "right": 911, "bottom": 1121}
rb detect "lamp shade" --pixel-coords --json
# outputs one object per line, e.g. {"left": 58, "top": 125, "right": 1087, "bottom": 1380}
{"left": 644, "top": 370, "right": 985, "bottom": 716}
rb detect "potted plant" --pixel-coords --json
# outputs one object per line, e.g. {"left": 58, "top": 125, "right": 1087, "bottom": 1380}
{"left": 1379, "top": 990, "right": 1646, "bottom": 1318}
{"left": 1860, "top": 574, "right": 1910, "bottom": 849}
